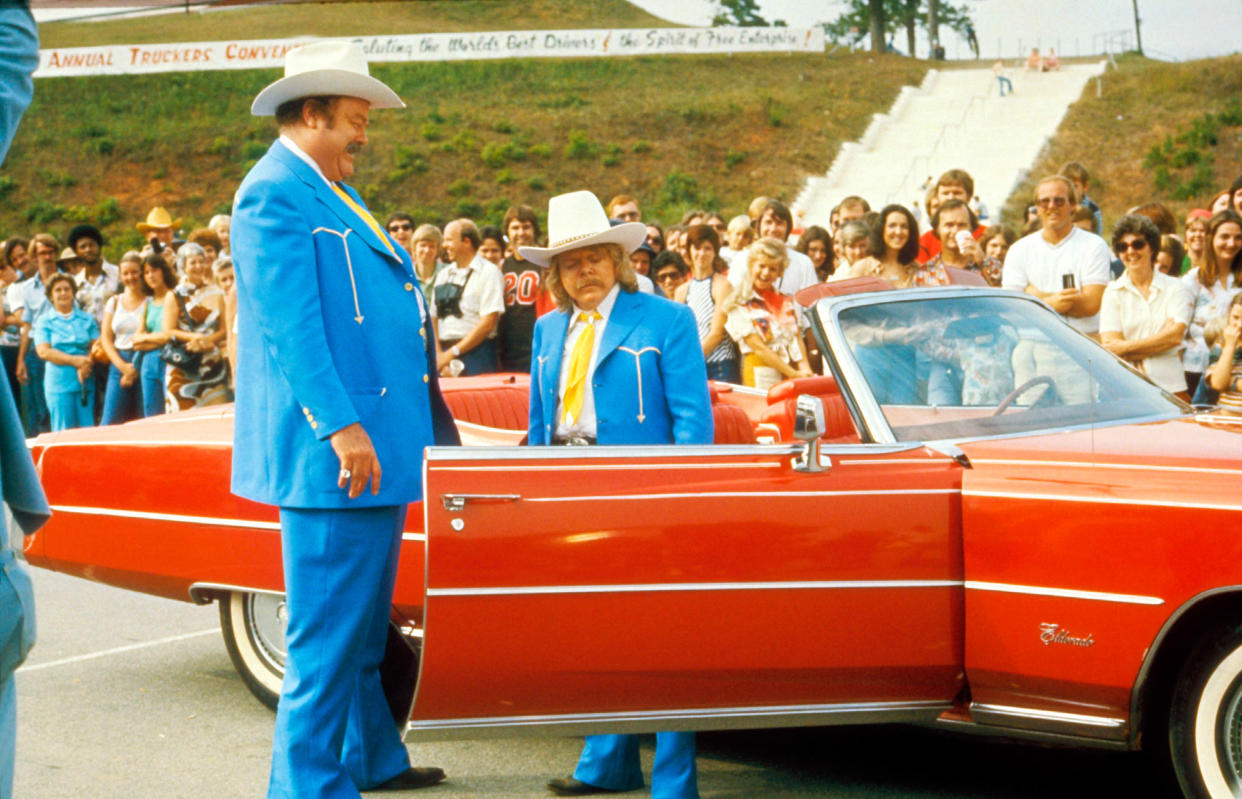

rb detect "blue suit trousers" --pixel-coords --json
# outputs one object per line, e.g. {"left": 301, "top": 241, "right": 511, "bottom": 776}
{"left": 573, "top": 732, "right": 699, "bottom": 799}
{"left": 268, "top": 506, "right": 411, "bottom": 799}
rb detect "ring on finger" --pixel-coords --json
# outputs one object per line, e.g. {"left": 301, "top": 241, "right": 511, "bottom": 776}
{"left": 339, "top": 468, "right": 352, "bottom": 482}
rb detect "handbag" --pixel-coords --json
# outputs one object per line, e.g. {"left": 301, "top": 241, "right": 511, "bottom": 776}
{"left": 160, "top": 291, "right": 202, "bottom": 372}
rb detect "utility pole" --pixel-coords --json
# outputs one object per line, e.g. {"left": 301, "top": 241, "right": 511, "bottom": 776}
{"left": 1131, "top": 0, "right": 1143, "bottom": 54}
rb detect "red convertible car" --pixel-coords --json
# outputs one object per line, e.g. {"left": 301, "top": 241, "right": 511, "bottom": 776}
{"left": 22, "top": 284, "right": 1242, "bottom": 799}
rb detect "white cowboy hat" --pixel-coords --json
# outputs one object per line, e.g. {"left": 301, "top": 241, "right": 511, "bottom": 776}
{"left": 518, "top": 190, "right": 647, "bottom": 268}
{"left": 251, "top": 40, "right": 404, "bottom": 116}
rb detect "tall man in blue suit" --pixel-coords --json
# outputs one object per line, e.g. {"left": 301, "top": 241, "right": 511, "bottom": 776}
{"left": 231, "top": 41, "right": 457, "bottom": 799}
{"left": 520, "top": 191, "right": 713, "bottom": 798}
{"left": 0, "top": 7, "right": 52, "bottom": 798}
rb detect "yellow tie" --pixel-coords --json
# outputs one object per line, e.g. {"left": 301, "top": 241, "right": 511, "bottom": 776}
{"left": 330, "top": 183, "right": 397, "bottom": 259}
{"left": 562, "top": 311, "right": 601, "bottom": 425}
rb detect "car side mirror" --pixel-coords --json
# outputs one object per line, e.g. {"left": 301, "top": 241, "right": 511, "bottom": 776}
{"left": 793, "top": 395, "right": 826, "bottom": 473}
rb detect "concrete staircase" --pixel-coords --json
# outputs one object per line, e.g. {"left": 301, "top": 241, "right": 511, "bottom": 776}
{"left": 793, "top": 61, "right": 1107, "bottom": 229}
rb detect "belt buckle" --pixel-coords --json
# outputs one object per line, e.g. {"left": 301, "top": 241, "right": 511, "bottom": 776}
{"left": 565, "top": 434, "right": 594, "bottom": 447}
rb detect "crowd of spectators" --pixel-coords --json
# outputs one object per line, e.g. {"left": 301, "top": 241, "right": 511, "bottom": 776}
{"left": 3, "top": 163, "right": 1242, "bottom": 433}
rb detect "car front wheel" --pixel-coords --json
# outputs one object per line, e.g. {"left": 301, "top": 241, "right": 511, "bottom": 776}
{"left": 219, "top": 590, "right": 286, "bottom": 710}
{"left": 1169, "top": 623, "right": 1242, "bottom": 798}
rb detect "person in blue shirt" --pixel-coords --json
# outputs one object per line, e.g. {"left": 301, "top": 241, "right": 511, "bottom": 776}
{"left": 32, "top": 273, "right": 98, "bottom": 430}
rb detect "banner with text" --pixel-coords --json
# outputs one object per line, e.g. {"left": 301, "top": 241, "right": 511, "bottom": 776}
{"left": 35, "top": 27, "right": 824, "bottom": 78}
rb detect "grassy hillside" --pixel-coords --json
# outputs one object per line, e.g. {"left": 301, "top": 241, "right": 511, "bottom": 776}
{"left": 1003, "top": 53, "right": 1242, "bottom": 231}
{"left": 36, "top": 0, "right": 673, "bottom": 47}
{"left": 2, "top": 1, "right": 927, "bottom": 257}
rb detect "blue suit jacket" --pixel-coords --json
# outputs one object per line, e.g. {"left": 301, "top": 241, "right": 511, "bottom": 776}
{"left": 231, "top": 140, "right": 457, "bottom": 509}
{"left": 529, "top": 290, "right": 713, "bottom": 446}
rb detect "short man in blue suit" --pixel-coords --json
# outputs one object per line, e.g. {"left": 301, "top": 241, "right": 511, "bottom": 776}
{"left": 520, "top": 191, "right": 712, "bottom": 797}
{"left": 0, "top": 7, "right": 51, "bottom": 798}
{"left": 231, "top": 41, "right": 457, "bottom": 798}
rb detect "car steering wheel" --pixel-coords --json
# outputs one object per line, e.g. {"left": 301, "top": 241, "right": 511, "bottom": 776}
{"left": 992, "top": 375, "right": 1057, "bottom": 416}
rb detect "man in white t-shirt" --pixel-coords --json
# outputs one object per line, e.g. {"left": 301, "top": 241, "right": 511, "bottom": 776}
{"left": 430, "top": 218, "right": 504, "bottom": 375}
{"left": 728, "top": 198, "right": 817, "bottom": 296}
{"left": 1002, "top": 175, "right": 1111, "bottom": 335}
{"left": 1002, "top": 175, "right": 1112, "bottom": 402}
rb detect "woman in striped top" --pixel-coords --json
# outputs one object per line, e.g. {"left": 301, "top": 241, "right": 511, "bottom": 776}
{"left": 673, "top": 224, "right": 739, "bottom": 383}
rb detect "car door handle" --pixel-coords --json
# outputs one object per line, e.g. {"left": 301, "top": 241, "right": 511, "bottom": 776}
{"left": 441, "top": 494, "right": 521, "bottom": 512}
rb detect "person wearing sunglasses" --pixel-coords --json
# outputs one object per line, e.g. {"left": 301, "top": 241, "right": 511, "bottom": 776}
{"left": 1001, "top": 175, "right": 1111, "bottom": 336}
{"left": 1099, "top": 214, "right": 1193, "bottom": 398}
{"left": 385, "top": 211, "right": 415, "bottom": 257}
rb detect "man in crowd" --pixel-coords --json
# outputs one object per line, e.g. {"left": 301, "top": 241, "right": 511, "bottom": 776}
{"left": 925, "top": 199, "right": 1002, "bottom": 286}
{"left": 521, "top": 189, "right": 710, "bottom": 798}
{"left": 652, "top": 250, "right": 689, "bottom": 296}
{"left": 0, "top": 9, "right": 51, "bottom": 799}
{"left": 432, "top": 218, "right": 504, "bottom": 375}
{"left": 68, "top": 224, "right": 118, "bottom": 322}
{"left": 918, "top": 169, "right": 983, "bottom": 263}
{"left": 136, "top": 206, "right": 179, "bottom": 249}
{"left": 1060, "top": 161, "right": 1102, "bottom": 234}
{"left": 833, "top": 195, "right": 870, "bottom": 237}
{"left": 385, "top": 211, "right": 415, "bottom": 257}
{"left": 231, "top": 40, "right": 455, "bottom": 798}
{"left": 11, "top": 232, "right": 58, "bottom": 433}
{"left": 730, "top": 198, "right": 817, "bottom": 295}
{"left": 1002, "top": 174, "right": 1112, "bottom": 401}
{"left": 497, "top": 204, "right": 541, "bottom": 372}
{"left": 607, "top": 193, "right": 641, "bottom": 223}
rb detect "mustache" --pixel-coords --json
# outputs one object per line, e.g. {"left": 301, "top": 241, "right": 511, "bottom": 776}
{"left": 574, "top": 279, "right": 604, "bottom": 290}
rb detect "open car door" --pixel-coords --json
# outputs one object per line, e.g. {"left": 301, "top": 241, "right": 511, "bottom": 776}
{"left": 409, "top": 441, "right": 967, "bottom": 739}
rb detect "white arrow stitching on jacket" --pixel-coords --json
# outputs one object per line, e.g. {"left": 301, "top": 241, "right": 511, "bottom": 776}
{"left": 617, "top": 346, "right": 660, "bottom": 424}
{"left": 312, "top": 227, "right": 363, "bottom": 324}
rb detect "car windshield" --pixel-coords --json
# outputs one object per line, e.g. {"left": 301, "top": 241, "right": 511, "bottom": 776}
{"left": 830, "top": 293, "right": 1184, "bottom": 442}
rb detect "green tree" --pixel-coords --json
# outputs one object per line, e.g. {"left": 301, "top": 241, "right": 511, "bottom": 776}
{"left": 712, "top": 0, "right": 767, "bottom": 26}
{"left": 824, "top": 0, "right": 975, "bottom": 57}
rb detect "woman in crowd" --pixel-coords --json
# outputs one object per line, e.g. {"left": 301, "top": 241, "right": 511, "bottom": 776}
{"left": 1210, "top": 190, "right": 1232, "bottom": 215}
{"left": 832, "top": 220, "right": 870, "bottom": 278}
{"left": 477, "top": 225, "right": 506, "bottom": 267}
{"left": 980, "top": 224, "right": 1016, "bottom": 264}
{"left": 1157, "top": 235, "right": 1185, "bottom": 276}
{"left": 1183, "top": 210, "right": 1210, "bottom": 274}
{"left": 664, "top": 224, "right": 687, "bottom": 264}
{"left": 1099, "top": 215, "right": 1193, "bottom": 399}
{"left": 1206, "top": 293, "right": 1242, "bottom": 413}
{"left": 796, "top": 225, "right": 833, "bottom": 282}
{"left": 849, "top": 204, "right": 925, "bottom": 287}
{"left": 411, "top": 223, "right": 443, "bottom": 295}
{"left": 645, "top": 223, "right": 665, "bottom": 254}
{"left": 674, "top": 224, "right": 739, "bottom": 383}
{"left": 2, "top": 237, "right": 28, "bottom": 279}
{"left": 723, "top": 237, "right": 811, "bottom": 390}
{"left": 704, "top": 212, "right": 728, "bottom": 241}
{"left": 99, "top": 253, "right": 150, "bottom": 424}
{"left": 161, "top": 242, "right": 229, "bottom": 411}
{"left": 0, "top": 249, "right": 22, "bottom": 404}
{"left": 130, "top": 252, "right": 175, "bottom": 417}
{"left": 32, "top": 273, "right": 98, "bottom": 430}
{"left": 187, "top": 228, "right": 223, "bottom": 266}
{"left": 1182, "top": 210, "right": 1242, "bottom": 396}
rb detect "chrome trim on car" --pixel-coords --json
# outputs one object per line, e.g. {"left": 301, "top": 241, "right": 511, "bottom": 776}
{"left": 424, "top": 443, "right": 923, "bottom": 461}
{"left": 970, "top": 702, "right": 1128, "bottom": 742}
{"left": 404, "top": 699, "right": 952, "bottom": 741}
{"left": 517, "top": 488, "right": 957, "bottom": 504}
{"left": 50, "top": 504, "right": 280, "bottom": 530}
{"left": 187, "top": 582, "right": 284, "bottom": 605}
{"left": 962, "top": 489, "right": 1242, "bottom": 514}
{"left": 427, "top": 579, "right": 963, "bottom": 598}
{"left": 932, "top": 717, "right": 1131, "bottom": 751}
{"left": 434, "top": 462, "right": 785, "bottom": 472}
{"left": 965, "top": 580, "right": 1163, "bottom": 606}
{"left": 968, "top": 457, "right": 1242, "bottom": 477}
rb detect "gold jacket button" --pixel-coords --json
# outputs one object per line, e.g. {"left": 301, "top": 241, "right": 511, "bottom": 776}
{"left": 404, "top": 282, "right": 414, "bottom": 291}
{"left": 423, "top": 374, "right": 430, "bottom": 383}
{"left": 310, "top": 421, "right": 319, "bottom": 430}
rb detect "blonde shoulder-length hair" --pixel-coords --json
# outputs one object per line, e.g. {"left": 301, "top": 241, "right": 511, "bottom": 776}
{"left": 545, "top": 243, "right": 639, "bottom": 312}
{"left": 723, "top": 237, "right": 789, "bottom": 312}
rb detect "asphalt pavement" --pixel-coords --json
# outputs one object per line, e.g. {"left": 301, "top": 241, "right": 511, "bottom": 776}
{"left": 16, "top": 565, "right": 1168, "bottom": 798}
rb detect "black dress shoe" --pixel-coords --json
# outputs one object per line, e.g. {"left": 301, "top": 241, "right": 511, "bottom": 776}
{"left": 365, "top": 766, "right": 446, "bottom": 791}
{"left": 546, "top": 776, "right": 622, "bottom": 796}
